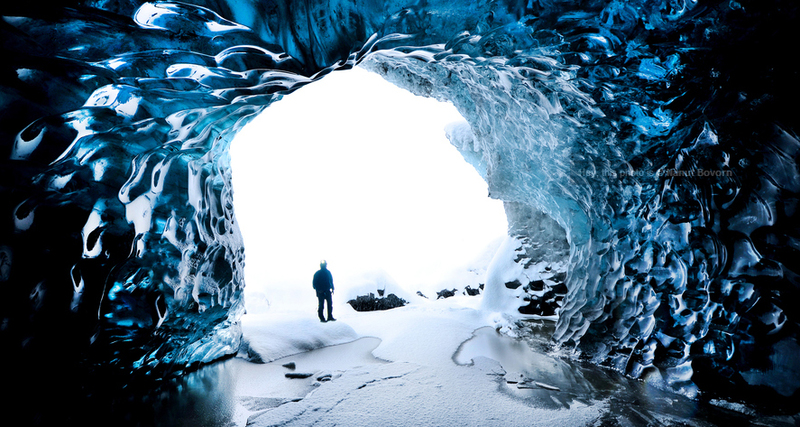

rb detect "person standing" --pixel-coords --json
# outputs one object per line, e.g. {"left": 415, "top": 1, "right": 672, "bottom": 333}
{"left": 313, "top": 260, "right": 335, "bottom": 322}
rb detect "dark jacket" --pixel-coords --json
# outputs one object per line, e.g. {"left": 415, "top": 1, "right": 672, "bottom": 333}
{"left": 313, "top": 268, "right": 334, "bottom": 296}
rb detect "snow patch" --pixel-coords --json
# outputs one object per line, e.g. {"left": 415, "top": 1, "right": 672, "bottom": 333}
{"left": 240, "top": 312, "right": 360, "bottom": 362}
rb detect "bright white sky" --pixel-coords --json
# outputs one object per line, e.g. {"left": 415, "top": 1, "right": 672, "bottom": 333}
{"left": 230, "top": 66, "right": 507, "bottom": 308}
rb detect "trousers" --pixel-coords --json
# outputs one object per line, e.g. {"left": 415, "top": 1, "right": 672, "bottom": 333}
{"left": 317, "top": 292, "right": 333, "bottom": 321}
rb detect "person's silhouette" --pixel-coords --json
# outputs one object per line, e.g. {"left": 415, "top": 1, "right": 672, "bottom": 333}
{"left": 313, "top": 260, "right": 335, "bottom": 322}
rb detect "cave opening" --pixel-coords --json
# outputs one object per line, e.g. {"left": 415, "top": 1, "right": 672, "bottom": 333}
{"left": 229, "top": 66, "right": 509, "bottom": 313}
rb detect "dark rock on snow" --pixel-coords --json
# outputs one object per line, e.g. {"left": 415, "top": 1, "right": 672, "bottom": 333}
{"left": 285, "top": 372, "right": 314, "bottom": 379}
{"left": 464, "top": 285, "right": 481, "bottom": 296}
{"left": 436, "top": 288, "right": 457, "bottom": 299}
{"left": 347, "top": 293, "right": 408, "bottom": 311}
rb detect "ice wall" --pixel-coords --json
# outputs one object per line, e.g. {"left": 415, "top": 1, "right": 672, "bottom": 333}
{"left": 1, "top": 0, "right": 797, "bottom": 406}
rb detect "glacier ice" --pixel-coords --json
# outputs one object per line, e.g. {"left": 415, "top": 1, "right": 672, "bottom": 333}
{"left": 0, "top": 0, "right": 798, "bottom": 409}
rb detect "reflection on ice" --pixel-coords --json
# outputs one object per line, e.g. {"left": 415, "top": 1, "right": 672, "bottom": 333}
{"left": 454, "top": 324, "right": 795, "bottom": 426}
{"left": 47, "top": 315, "right": 797, "bottom": 426}
{"left": 70, "top": 337, "right": 384, "bottom": 426}
{"left": 70, "top": 358, "right": 241, "bottom": 427}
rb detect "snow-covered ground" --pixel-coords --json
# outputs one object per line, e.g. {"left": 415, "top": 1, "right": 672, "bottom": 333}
{"left": 136, "top": 280, "right": 799, "bottom": 427}
{"left": 192, "top": 292, "right": 796, "bottom": 427}
{"left": 230, "top": 296, "right": 608, "bottom": 427}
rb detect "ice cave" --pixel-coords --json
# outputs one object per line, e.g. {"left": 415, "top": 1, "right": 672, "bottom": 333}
{"left": 1, "top": 0, "right": 798, "bottom": 425}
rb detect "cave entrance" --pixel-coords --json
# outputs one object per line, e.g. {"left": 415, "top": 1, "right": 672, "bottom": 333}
{"left": 230, "top": 66, "right": 508, "bottom": 312}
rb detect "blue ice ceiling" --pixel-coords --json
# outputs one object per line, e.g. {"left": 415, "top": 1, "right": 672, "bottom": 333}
{"left": 0, "top": 0, "right": 797, "bottom": 405}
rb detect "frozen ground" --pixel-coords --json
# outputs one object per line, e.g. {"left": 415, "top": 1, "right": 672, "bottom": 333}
{"left": 230, "top": 297, "right": 606, "bottom": 427}
{"left": 83, "top": 291, "right": 800, "bottom": 427}
{"left": 173, "top": 294, "right": 796, "bottom": 427}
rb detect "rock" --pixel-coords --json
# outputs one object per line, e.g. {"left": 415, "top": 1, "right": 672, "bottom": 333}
{"left": 347, "top": 292, "right": 408, "bottom": 311}
{"left": 529, "top": 280, "right": 545, "bottom": 291}
{"left": 282, "top": 362, "right": 296, "bottom": 370}
{"left": 518, "top": 278, "right": 568, "bottom": 316}
{"left": 316, "top": 371, "right": 332, "bottom": 382}
{"left": 285, "top": 372, "right": 314, "bottom": 379}
{"left": 464, "top": 285, "right": 481, "bottom": 296}
{"left": 416, "top": 291, "right": 429, "bottom": 299}
{"left": 436, "top": 288, "right": 457, "bottom": 299}
{"left": 504, "top": 280, "right": 522, "bottom": 289}
{"left": 505, "top": 372, "right": 526, "bottom": 384}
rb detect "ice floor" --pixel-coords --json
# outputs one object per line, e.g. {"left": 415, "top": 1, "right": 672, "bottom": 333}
{"left": 230, "top": 300, "right": 606, "bottom": 427}
{"left": 112, "top": 296, "right": 797, "bottom": 427}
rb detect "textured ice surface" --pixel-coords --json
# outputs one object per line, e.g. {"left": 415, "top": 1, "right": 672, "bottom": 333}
{"left": 1, "top": 0, "right": 798, "bottom": 409}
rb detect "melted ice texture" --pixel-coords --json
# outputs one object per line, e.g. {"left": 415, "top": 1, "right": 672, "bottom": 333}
{"left": 1, "top": 0, "right": 798, "bottom": 402}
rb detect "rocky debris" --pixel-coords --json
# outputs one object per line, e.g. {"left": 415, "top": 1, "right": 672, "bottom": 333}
{"left": 493, "top": 212, "right": 570, "bottom": 317}
{"left": 428, "top": 284, "right": 484, "bottom": 299}
{"left": 518, "top": 279, "right": 567, "bottom": 316}
{"left": 515, "top": 269, "right": 569, "bottom": 317}
{"left": 282, "top": 364, "right": 340, "bottom": 383}
{"left": 464, "top": 285, "right": 481, "bottom": 296}
{"left": 529, "top": 280, "right": 545, "bottom": 291}
{"left": 347, "top": 292, "right": 408, "bottom": 311}
{"left": 436, "top": 288, "right": 457, "bottom": 299}
{"left": 505, "top": 372, "right": 526, "bottom": 384}
{"left": 285, "top": 372, "right": 315, "bottom": 379}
